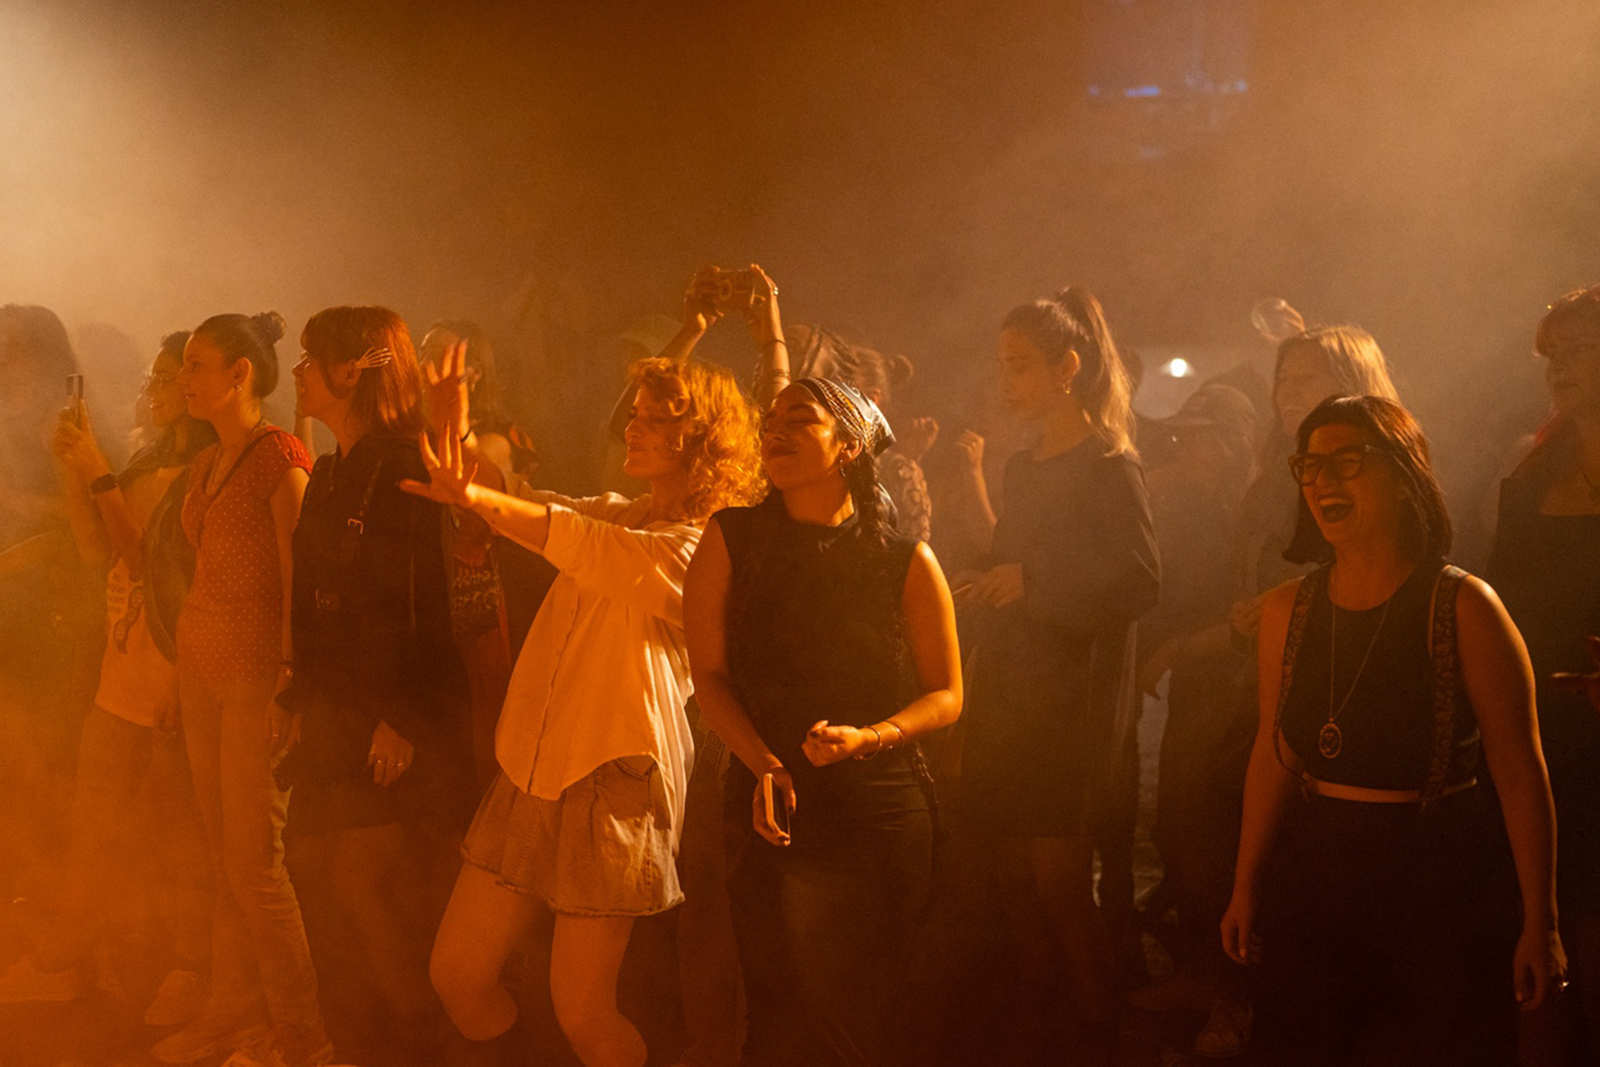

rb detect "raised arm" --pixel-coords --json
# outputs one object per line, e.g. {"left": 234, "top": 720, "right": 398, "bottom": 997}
{"left": 1220, "top": 578, "right": 1302, "bottom": 965}
{"left": 741, "top": 265, "right": 788, "bottom": 409}
{"left": 802, "top": 543, "right": 963, "bottom": 765}
{"left": 1457, "top": 576, "right": 1565, "bottom": 1010}
{"left": 51, "top": 404, "right": 117, "bottom": 568}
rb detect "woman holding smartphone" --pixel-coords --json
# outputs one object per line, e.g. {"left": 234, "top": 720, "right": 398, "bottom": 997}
{"left": 683, "top": 375, "right": 964, "bottom": 1067}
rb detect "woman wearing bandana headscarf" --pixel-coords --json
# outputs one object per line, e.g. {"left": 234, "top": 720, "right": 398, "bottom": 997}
{"left": 959, "top": 288, "right": 1159, "bottom": 1064}
{"left": 684, "top": 377, "right": 964, "bottom": 1067}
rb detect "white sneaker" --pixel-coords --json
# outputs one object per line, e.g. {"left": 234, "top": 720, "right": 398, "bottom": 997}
{"left": 145, "top": 968, "right": 208, "bottom": 1026}
{"left": 152, "top": 1016, "right": 270, "bottom": 1064}
{"left": 1192, "top": 996, "right": 1252, "bottom": 1059}
{"left": 0, "top": 955, "right": 81, "bottom": 1003}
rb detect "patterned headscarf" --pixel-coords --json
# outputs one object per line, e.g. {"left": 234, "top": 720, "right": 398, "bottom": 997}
{"left": 793, "top": 377, "right": 896, "bottom": 456}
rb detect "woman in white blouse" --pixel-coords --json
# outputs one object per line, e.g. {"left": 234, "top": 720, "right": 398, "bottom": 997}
{"left": 403, "top": 341, "right": 761, "bottom": 1067}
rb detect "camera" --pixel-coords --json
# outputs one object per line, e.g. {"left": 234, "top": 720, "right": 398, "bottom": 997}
{"left": 697, "top": 269, "right": 756, "bottom": 312}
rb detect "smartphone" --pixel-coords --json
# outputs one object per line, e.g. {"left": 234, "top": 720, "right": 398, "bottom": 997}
{"left": 66, "top": 373, "right": 85, "bottom": 426}
{"left": 761, "top": 772, "right": 791, "bottom": 838}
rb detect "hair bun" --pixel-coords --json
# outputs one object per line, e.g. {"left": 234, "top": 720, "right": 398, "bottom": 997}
{"left": 250, "top": 311, "right": 286, "bottom": 345}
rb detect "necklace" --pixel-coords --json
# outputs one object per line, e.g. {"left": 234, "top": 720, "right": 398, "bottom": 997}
{"left": 205, "top": 418, "right": 268, "bottom": 495}
{"left": 1321, "top": 586, "right": 1394, "bottom": 759}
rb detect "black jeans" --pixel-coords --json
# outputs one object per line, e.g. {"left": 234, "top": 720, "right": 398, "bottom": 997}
{"left": 727, "top": 800, "right": 933, "bottom": 1067}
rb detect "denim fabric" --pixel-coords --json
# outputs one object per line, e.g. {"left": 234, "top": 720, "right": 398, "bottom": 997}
{"left": 180, "top": 673, "right": 320, "bottom": 1029}
{"left": 462, "top": 761, "right": 682, "bottom": 917}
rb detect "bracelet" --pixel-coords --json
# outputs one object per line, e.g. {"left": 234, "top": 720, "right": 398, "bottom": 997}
{"left": 855, "top": 725, "right": 883, "bottom": 760}
{"left": 761, "top": 338, "right": 788, "bottom": 350}
{"left": 89, "top": 473, "right": 118, "bottom": 495}
{"left": 885, "top": 720, "right": 907, "bottom": 747}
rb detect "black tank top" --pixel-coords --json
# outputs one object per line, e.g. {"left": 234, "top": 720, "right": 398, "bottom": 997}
{"left": 715, "top": 495, "right": 924, "bottom": 820}
{"left": 1280, "top": 561, "right": 1481, "bottom": 791}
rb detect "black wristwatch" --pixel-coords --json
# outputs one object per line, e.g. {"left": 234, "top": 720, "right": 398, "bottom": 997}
{"left": 89, "top": 473, "right": 118, "bottom": 495}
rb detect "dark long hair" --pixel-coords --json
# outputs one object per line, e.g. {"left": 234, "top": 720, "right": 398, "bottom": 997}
{"left": 1284, "top": 395, "right": 1452, "bottom": 565}
{"left": 192, "top": 311, "right": 285, "bottom": 398}
{"left": 1001, "top": 287, "right": 1135, "bottom": 456}
{"left": 122, "top": 331, "right": 216, "bottom": 486}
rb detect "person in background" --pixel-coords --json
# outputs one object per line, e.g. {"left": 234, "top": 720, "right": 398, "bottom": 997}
{"left": 0, "top": 305, "right": 101, "bottom": 1004}
{"left": 277, "top": 306, "right": 474, "bottom": 1065}
{"left": 416, "top": 344, "right": 761, "bottom": 1067}
{"left": 2, "top": 331, "right": 215, "bottom": 1021}
{"left": 683, "top": 375, "right": 963, "bottom": 1067}
{"left": 155, "top": 312, "right": 326, "bottom": 1067}
{"left": 1222, "top": 394, "right": 1564, "bottom": 1066}
{"left": 1124, "top": 384, "right": 1259, "bottom": 1058}
{"left": 958, "top": 287, "right": 1160, "bottom": 1065}
{"left": 418, "top": 320, "right": 551, "bottom": 788}
{"left": 1488, "top": 284, "right": 1600, "bottom": 1065}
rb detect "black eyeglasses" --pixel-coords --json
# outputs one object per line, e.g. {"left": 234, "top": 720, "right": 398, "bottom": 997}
{"left": 1288, "top": 445, "right": 1386, "bottom": 486}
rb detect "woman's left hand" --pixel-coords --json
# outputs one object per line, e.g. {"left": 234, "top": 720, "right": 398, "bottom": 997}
{"left": 1513, "top": 924, "right": 1567, "bottom": 1011}
{"left": 970, "top": 563, "right": 1023, "bottom": 609}
{"left": 802, "top": 719, "right": 873, "bottom": 766}
{"left": 369, "top": 720, "right": 415, "bottom": 787}
{"left": 400, "top": 428, "right": 478, "bottom": 509}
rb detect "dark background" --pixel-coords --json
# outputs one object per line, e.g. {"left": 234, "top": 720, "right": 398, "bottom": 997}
{"left": 2, "top": 0, "right": 1597, "bottom": 462}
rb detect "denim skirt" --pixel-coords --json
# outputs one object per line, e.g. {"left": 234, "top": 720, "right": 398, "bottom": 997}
{"left": 463, "top": 758, "right": 682, "bottom": 917}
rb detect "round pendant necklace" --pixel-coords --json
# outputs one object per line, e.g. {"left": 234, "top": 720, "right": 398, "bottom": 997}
{"left": 1321, "top": 587, "right": 1394, "bottom": 759}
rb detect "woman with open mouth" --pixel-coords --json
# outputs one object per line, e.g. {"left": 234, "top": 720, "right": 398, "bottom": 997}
{"left": 1222, "top": 393, "right": 1565, "bottom": 1065}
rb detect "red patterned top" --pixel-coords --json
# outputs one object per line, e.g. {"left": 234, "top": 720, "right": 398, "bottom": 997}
{"left": 177, "top": 427, "right": 311, "bottom": 684}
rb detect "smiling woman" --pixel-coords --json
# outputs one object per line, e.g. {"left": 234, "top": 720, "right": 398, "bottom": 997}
{"left": 1224, "top": 394, "right": 1565, "bottom": 1066}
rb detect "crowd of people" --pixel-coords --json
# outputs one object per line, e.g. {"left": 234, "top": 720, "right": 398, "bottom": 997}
{"left": 0, "top": 271, "right": 1596, "bottom": 1067}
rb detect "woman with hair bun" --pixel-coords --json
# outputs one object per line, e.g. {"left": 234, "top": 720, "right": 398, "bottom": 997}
{"left": 958, "top": 287, "right": 1160, "bottom": 1063}
{"left": 155, "top": 312, "right": 328, "bottom": 1067}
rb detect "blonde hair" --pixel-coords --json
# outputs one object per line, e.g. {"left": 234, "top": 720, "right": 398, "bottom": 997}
{"left": 1274, "top": 325, "right": 1400, "bottom": 406}
{"left": 1001, "top": 287, "right": 1136, "bottom": 456}
{"left": 628, "top": 356, "right": 764, "bottom": 521}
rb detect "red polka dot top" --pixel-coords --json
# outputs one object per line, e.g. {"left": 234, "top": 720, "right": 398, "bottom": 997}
{"left": 177, "top": 427, "right": 311, "bottom": 685}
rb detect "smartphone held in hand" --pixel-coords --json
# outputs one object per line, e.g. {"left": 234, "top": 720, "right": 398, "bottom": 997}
{"left": 762, "top": 771, "right": 791, "bottom": 838}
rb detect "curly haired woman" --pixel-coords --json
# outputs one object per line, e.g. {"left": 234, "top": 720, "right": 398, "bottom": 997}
{"left": 406, "top": 343, "right": 762, "bottom": 1067}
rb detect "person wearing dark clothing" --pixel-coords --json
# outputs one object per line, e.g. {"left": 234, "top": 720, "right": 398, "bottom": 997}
{"left": 958, "top": 288, "right": 1158, "bottom": 1064}
{"left": 1487, "top": 284, "right": 1600, "bottom": 1064}
{"left": 685, "top": 378, "right": 963, "bottom": 1067}
{"left": 1223, "top": 395, "right": 1564, "bottom": 1067}
{"left": 278, "top": 307, "right": 471, "bottom": 1065}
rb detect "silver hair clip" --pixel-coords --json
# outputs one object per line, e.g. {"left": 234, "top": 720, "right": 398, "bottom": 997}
{"left": 353, "top": 346, "right": 394, "bottom": 371}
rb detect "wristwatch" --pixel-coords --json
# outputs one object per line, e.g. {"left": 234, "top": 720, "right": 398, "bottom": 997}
{"left": 89, "top": 473, "right": 118, "bottom": 495}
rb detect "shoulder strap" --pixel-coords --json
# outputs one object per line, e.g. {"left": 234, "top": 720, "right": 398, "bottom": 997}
{"left": 1271, "top": 566, "right": 1327, "bottom": 779}
{"left": 1420, "top": 564, "right": 1469, "bottom": 810}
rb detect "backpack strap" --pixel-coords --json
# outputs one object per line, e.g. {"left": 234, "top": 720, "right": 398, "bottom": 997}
{"left": 1272, "top": 566, "right": 1327, "bottom": 781}
{"left": 1420, "top": 564, "right": 1469, "bottom": 811}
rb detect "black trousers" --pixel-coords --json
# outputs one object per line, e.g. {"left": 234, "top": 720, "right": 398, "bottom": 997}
{"left": 1253, "top": 787, "right": 1521, "bottom": 1067}
{"left": 727, "top": 803, "right": 933, "bottom": 1067}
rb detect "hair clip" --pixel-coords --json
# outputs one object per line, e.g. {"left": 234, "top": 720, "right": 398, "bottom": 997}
{"left": 353, "top": 346, "right": 394, "bottom": 371}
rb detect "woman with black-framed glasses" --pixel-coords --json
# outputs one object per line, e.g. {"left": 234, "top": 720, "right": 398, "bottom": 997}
{"left": 1222, "top": 394, "right": 1565, "bottom": 1066}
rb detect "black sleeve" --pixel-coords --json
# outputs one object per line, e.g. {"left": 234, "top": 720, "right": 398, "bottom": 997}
{"left": 1019, "top": 453, "right": 1161, "bottom": 632}
{"left": 349, "top": 447, "right": 462, "bottom": 743}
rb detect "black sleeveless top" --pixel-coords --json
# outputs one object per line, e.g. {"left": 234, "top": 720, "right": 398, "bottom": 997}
{"left": 1280, "top": 562, "right": 1481, "bottom": 791}
{"left": 714, "top": 495, "right": 925, "bottom": 821}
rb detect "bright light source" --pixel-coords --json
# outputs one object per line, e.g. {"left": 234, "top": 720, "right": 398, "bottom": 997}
{"left": 1164, "top": 358, "right": 1193, "bottom": 378}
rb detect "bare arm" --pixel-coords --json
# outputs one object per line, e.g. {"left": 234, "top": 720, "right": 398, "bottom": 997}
{"left": 683, "top": 518, "right": 783, "bottom": 780}
{"left": 1457, "top": 576, "right": 1565, "bottom": 1009}
{"left": 1221, "top": 578, "right": 1303, "bottom": 964}
{"left": 270, "top": 465, "right": 309, "bottom": 684}
{"left": 400, "top": 429, "right": 552, "bottom": 552}
{"left": 742, "top": 265, "right": 788, "bottom": 409}
{"left": 803, "top": 542, "right": 963, "bottom": 764}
